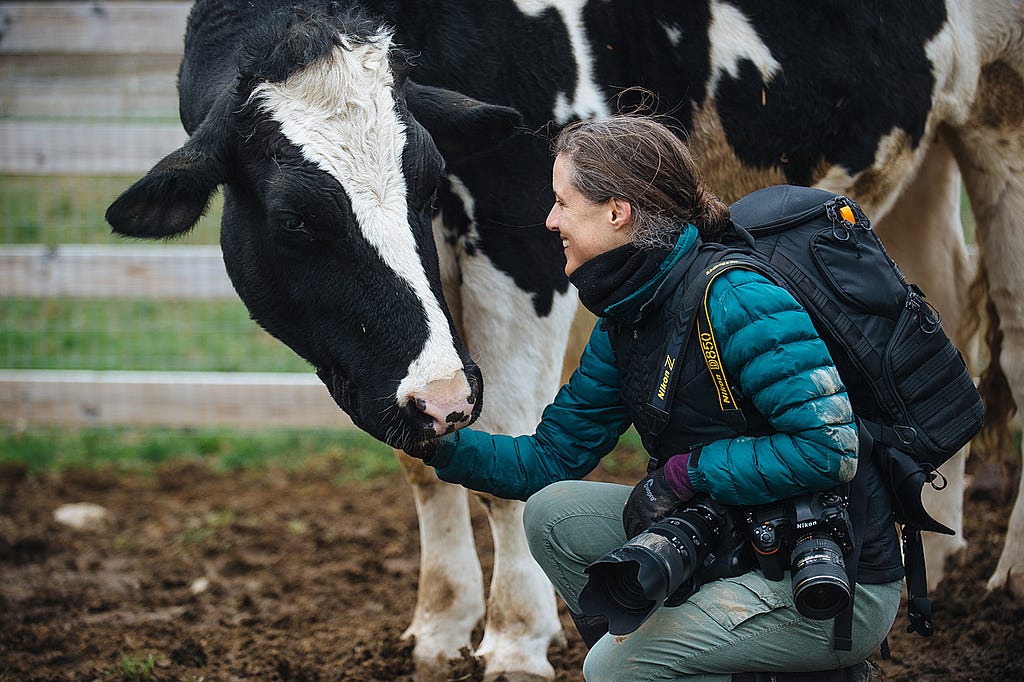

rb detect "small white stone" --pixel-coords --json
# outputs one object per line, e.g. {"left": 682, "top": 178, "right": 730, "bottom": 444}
{"left": 53, "top": 502, "right": 111, "bottom": 530}
{"left": 189, "top": 577, "right": 210, "bottom": 595}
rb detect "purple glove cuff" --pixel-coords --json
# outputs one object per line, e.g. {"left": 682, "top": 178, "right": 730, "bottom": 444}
{"left": 663, "top": 452, "right": 695, "bottom": 502}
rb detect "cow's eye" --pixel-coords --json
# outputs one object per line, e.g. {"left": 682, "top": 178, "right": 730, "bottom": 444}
{"left": 279, "top": 215, "right": 311, "bottom": 238}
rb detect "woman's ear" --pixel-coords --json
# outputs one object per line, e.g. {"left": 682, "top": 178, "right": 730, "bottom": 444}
{"left": 609, "top": 198, "right": 632, "bottom": 230}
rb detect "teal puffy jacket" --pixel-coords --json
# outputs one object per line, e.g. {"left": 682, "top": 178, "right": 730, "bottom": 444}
{"left": 429, "top": 229, "right": 859, "bottom": 505}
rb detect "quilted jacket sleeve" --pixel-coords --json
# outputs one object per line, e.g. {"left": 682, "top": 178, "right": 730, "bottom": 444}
{"left": 429, "top": 323, "right": 633, "bottom": 501}
{"left": 688, "top": 268, "right": 859, "bottom": 506}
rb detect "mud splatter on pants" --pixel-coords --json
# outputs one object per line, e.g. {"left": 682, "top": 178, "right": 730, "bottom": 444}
{"left": 524, "top": 480, "right": 902, "bottom": 681}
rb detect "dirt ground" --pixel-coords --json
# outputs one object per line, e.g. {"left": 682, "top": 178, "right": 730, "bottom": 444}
{"left": 1, "top": 451, "right": 1022, "bottom": 682}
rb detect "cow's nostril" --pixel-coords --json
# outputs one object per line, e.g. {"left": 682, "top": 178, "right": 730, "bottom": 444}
{"left": 400, "top": 399, "right": 428, "bottom": 419}
{"left": 445, "top": 410, "right": 469, "bottom": 425}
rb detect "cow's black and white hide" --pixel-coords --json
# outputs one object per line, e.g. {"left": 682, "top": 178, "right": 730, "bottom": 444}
{"left": 108, "top": 1, "right": 1024, "bottom": 680}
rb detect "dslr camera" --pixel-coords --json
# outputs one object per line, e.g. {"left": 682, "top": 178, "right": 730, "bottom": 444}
{"left": 746, "top": 488, "right": 855, "bottom": 620}
{"left": 578, "top": 497, "right": 753, "bottom": 635}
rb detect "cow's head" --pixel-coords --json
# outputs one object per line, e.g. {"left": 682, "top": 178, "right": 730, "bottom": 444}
{"left": 105, "top": 7, "right": 522, "bottom": 450}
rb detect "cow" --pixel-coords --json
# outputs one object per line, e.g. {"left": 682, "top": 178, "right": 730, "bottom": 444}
{"left": 106, "top": 1, "right": 1024, "bottom": 680}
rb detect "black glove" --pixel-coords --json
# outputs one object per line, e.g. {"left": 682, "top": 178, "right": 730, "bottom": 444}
{"left": 622, "top": 467, "right": 686, "bottom": 539}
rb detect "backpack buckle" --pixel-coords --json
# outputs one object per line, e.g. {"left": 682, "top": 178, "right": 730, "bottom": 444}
{"left": 895, "top": 424, "right": 918, "bottom": 446}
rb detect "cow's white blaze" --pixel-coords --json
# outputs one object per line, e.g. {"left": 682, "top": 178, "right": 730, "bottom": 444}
{"left": 708, "top": 0, "right": 781, "bottom": 94}
{"left": 251, "top": 34, "right": 468, "bottom": 405}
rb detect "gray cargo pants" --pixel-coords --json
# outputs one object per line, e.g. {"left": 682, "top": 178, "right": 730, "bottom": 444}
{"left": 523, "top": 480, "right": 903, "bottom": 681}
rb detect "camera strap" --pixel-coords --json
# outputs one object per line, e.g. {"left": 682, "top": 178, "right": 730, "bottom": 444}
{"left": 832, "top": 426, "right": 874, "bottom": 651}
{"left": 646, "top": 255, "right": 753, "bottom": 432}
{"left": 902, "top": 527, "right": 935, "bottom": 637}
{"left": 834, "top": 482, "right": 864, "bottom": 651}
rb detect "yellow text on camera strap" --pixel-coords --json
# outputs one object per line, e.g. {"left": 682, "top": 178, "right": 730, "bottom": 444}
{"left": 696, "top": 260, "right": 751, "bottom": 414}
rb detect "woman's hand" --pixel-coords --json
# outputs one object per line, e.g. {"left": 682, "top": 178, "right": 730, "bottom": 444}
{"left": 622, "top": 453, "right": 695, "bottom": 538}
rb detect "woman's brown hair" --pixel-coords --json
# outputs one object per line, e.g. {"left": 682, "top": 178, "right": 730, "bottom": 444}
{"left": 552, "top": 115, "right": 731, "bottom": 247}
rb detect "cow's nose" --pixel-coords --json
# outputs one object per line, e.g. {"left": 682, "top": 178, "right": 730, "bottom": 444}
{"left": 407, "top": 375, "right": 477, "bottom": 437}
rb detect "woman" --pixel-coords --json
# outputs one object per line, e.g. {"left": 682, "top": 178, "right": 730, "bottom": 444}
{"left": 410, "top": 116, "right": 903, "bottom": 681}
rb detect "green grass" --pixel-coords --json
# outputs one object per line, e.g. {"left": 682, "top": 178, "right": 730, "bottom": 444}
{"left": 0, "top": 425, "right": 399, "bottom": 481}
{"left": 0, "top": 423, "right": 653, "bottom": 487}
{"left": 0, "top": 175, "right": 223, "bottom": 246}
{"left": 113, "top": 654, "right": 157, "bottom": 682}
{"left": 0, "top": 298, "right": 306, "bottom": 372}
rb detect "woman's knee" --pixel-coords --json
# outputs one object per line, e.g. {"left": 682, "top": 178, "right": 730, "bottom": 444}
{"left": 523, "top": 480, "right": 577, "bottom": 558}
{"left": 581, "top": 641, "right": 614, "bottom": 682}
{"left": 524, "top": 481, "right": 631, "bottom": 604}
{"left": 583, "top": 636, "right": 670, "bottom": 682}
{"left": 524, "top": 480, "right": 575, "bottom": 536}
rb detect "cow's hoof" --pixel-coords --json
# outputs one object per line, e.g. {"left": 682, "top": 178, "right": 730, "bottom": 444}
{"left": 987, "top": 566, "right": 1023, "bottom": 596}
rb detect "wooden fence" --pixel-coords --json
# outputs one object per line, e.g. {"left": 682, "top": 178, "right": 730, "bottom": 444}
{"left": 0, "top": 1, "right": 352, "bottom": 429}
{"left": 1, "top": 2, "right": 977, "bottom": 430}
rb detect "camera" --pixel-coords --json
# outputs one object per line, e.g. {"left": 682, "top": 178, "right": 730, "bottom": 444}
{"left": 746, "top": 488, "right": 855, "bottom": 620}
{"left": 578, "top": 498, "right": 753, "bottom": 635}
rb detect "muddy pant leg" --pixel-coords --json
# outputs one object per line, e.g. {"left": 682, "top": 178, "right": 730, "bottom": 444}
{"left": 523, "top": 480, "right": 903, "bottom": 681}
{"left": 583, "top": 574, "right": 901, "bottom": 681}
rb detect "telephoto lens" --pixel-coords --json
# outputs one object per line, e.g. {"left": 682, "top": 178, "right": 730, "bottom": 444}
{"left": 790, "top": 533, "right": 852, "bottom": 619}
{"left": 578, "top": 504, "right": 721, "bottom": 635}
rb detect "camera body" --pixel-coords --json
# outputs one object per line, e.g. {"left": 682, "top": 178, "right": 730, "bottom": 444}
{"left": 579, "top": 497, "right": 753, "bottom": 635}
{"left": 746, "top": 488, "right": 855, "bottom": 619}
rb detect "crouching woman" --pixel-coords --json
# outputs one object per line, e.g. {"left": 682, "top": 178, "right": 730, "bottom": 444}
{"left": 407, "top": 115, "right": 903, "bottom": 681}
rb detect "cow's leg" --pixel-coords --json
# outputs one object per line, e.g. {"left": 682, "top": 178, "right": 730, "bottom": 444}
{"left": 946, "top": 60, "right": 1024, "bottom": 595}
{"left": 459, "top": 257, "right": 579, "bottom": 681}
{"left": 471, "top": 494, "right": 564, "bottom": 681}
{"left": 397, "top": 223, "right": 487, "bottom": 680}
{"left": 398, "top": 453, "right": 486, "bottom": 679}
{"left": 871, "top": 132, "right": 973, "bottom": 589}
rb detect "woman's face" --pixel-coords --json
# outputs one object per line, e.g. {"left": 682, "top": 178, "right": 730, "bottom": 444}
{"left": 546, "top": 154, "right": 631, "bottom": 276}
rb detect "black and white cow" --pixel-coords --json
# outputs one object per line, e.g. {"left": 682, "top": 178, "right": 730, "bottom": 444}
{"left": 107, "top": 1, "right": 1024, "bottom": 679}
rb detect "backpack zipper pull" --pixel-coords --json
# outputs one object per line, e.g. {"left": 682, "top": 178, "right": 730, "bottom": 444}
{"left": 838, "top": 204, "right": 857, "bottom": 225}
{"left": 907, "top": 285, "right": 942, "bottom": 333}
{"left": 828, "top": 201, "right": 865, "bottom": 258}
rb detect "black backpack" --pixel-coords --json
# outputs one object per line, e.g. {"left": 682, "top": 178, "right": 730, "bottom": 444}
{"left": 672, "top": 184, "right": 984, "bottom": 638}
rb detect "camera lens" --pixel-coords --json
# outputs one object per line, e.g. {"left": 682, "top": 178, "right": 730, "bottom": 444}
{"left": 602, "top": 568, "right": 649, "bottom": 610}
{"left": 579, "top": 508, "right": 717, "bottom": 635}
{"left": 790, "top": 534, "right": 851, "bottom": 620}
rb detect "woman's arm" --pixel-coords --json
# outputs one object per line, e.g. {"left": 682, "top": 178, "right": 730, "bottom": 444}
{"left": 690, "top": 268, "right": 859, "bottom": 506}
{"left": 429, "top": 323, "right": 633, "bottom": 500}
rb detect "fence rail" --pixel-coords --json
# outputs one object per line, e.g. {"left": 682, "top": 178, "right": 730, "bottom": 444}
{"left": 0, "top": 2, "right": 190, "bottom": 55}
{"left": 0, "top": 121, "right": 187, "bottom": 175}
{"left": 1, "top": 0, "right": 355, "bottom": 430}
{"left": 1, "top": 369, "right": 348, "bottom": 428}
{"left": 1, "top": 244, "right": 232, "bottom": 298}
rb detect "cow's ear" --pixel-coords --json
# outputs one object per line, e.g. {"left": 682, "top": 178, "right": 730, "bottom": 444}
{"left": 404, "top": 80, "right": 523, "bottom": 162}
{"left": 106, "top": 100, "right": 230, "bottom": 239}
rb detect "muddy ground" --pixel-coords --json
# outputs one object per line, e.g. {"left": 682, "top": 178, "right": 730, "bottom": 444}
{"left": 1, "top": 451, "right": 1022, "bottom": 681}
